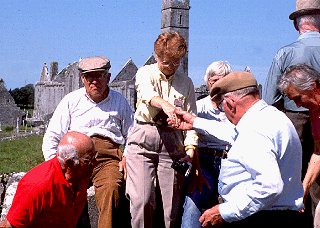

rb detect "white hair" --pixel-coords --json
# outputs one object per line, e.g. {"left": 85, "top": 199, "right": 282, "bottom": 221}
{"left": 57, "top": 144, "right": 80, "bottom": 166}
{"left": 278, "top": 64, "right": 320, "bottom": 93}
{"left": 204, "top": 61, "right": 232, "bottom": 85}
{"left": 296, "top": 14, "right": 320, "bottom": 30}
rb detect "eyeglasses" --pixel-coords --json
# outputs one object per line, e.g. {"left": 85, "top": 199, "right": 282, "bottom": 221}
{"left": 82, "top": 72, "right": 107, "bottom": 81}
{"left": 159, "top": 59, "right": 181, "bottom": 68}
{"left": 217, "top": 98, "right": 225, "bottom": 112}
{"left": 79, "top": 152, "right": 98, "bottom": 165}
{"left": 217, "top": 92, "right": 253, "bottom": 112}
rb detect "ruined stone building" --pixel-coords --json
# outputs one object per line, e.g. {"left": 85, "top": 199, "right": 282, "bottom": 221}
{"left": 32, "top": 0, "right": 200, "bottom": 124}
{"left": 32, "top": 61, "right": 81, "bottom": 122}
{"left": 32, "top": 55, "right": 158, "bottom": 123}
{"left": 0, "top": 79, "right": 24, "bottom": 126}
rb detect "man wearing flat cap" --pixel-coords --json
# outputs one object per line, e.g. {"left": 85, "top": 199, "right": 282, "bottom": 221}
{"left": 264, "top": 1, "right": 320, "bottom": 224}
{"left": 169, "top": 71, "right": 304, "bottom": 227}
{"left": 42, "top": 56, "right": 134, "bottom": 228}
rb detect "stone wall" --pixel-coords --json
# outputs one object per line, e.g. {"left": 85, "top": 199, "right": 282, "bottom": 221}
{"left": 33, "top": 81, "right": 65, "bottom": 121}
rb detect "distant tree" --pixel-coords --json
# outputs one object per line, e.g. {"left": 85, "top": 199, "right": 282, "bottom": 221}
{"left": 9, "top": 84, "right": 34, "bottom": 109}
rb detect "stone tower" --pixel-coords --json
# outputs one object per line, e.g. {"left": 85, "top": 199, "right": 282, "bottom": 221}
{"left": 50, "top": 62, "right": 58, "bottom": 81}
{"left": 161, "top": 0, "right": 190, "bottom": 76}
{"left": 40, "top": 63, "right": 49, "bottom": 81}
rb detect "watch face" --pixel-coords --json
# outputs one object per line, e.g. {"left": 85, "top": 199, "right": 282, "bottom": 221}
{"left": 174, "top": 98, "right": 183, "bottom": 108}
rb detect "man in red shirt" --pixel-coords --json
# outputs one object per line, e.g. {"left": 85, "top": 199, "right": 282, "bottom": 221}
{"left": 0, "top": 131, "right": 96, "bottom": 228}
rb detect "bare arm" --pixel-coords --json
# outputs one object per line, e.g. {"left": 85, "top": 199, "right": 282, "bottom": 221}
{"left": 303, "top": 141, "right": 320, "bottom": 203}
{"left": 0, "top": 219, "right": 12, "bottom": 227}
{"left": 150, "top": 96, "right": 175, "bottom": 115}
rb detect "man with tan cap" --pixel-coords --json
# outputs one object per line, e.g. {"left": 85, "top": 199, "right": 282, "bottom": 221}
{"left": 42, "top": 56, "right": 134, "bottom": 228}
{"left": 264, "top": 1, "right": 320, "bottom": 224}
{"left": 169, "top": 72, "right": 304, "bottom": 227}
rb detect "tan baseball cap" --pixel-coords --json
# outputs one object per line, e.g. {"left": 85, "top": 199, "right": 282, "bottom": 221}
{"left": 78, "top": 56, "right": 111, "bottom": 74}
{"left": 210, "top": 71, "right": 257, "bottom": 99}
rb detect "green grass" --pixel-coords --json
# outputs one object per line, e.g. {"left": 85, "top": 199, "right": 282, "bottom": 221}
{"left": 0, "top": 135, "right": 44, "bottom": 173}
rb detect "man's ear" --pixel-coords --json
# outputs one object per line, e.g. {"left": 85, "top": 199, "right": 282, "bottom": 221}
{"left": 80, "top": 74, "right": 85, "bottom": 84}
{"left": 106, "top": 72, "right": 111, "bottom": 83}
{"left": 311, "top": 81, "right": 318, "bottom": 90}
{"left": 293, "top": 20, "right": 299, "bottom": 32}
{"left": 225, "top": 97, "right": 236, "bottom": 112}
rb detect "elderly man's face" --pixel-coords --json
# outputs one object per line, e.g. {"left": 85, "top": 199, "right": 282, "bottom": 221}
{"left": 285, "top": 84, "right": 319, "bottom": 111}
{"left": 81, "top": 71, "right": 110, "bottom": 103}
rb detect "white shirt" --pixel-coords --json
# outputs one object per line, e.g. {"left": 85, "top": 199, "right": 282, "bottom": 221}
{"left": 42, "top": 87, "right": 134, "bottom": 160}
{"left": 218, "top": 100, "right": 304, "bottom": 222}
{"left": 195, "top": 96, "right": 234, "bottom": 150}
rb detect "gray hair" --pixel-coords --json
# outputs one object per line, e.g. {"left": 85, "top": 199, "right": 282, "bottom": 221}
{"left": 278, "top": 64, "right": 320, "bottom": 93}
{"left": 57, "top": 144, "right": 80, "bottom": 166}
{"left": 227, "top": 86, "right": 260, "bottom": 98}
{"left": 204, "top": 61, "right": 232, "bottom": 85}
{"left": 296, "top": 14, "right": 320, "bottom": 29}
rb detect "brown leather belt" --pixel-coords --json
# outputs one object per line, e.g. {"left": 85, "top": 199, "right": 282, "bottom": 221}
{"left": 198, "top": 147, "right": 228, "bottom": 159}
{"left": 136, "top": 120, "right": 158, "bottom": 126}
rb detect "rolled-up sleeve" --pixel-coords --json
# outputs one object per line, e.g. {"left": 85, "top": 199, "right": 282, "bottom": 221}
{"left": 183, "top": 80, "right": 198, "bottom": 146}
{"left": 42, "top": 97, "right": 70, "bottom": 160}
{"left": 135, "top": 67, "right": 159, "bottom": 105}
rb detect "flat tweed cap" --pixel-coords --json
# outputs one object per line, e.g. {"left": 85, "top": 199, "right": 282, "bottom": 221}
{"left": 210, "top": 71, "right": 257, "bottom": 98}
{"left": 78, "top": 56, "right": 111, "bottom": 74}
{"left": 289, "top": 0, "right": 320, "bottom": 20}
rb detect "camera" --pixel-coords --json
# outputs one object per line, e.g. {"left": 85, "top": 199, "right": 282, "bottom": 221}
{"left": 171, "top": 160, "right": 192, "bottom": 177}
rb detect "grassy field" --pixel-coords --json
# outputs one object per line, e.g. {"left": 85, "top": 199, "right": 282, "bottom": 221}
{"left": 0, "top": 135, "right": 44, "bottom": 173}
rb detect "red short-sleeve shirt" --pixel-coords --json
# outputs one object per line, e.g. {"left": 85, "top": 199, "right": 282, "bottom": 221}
{"left": 6, "top": 157, "right": 87, "bottom": 228}
{"left": 310, "top": 110, "right": 320, "bottom": 141}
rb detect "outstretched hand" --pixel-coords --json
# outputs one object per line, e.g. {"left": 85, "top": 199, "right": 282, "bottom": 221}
{"left": 199, "top": 205, "right": 224, "bottom": 227}
{"left": 167, "top": 108, "right": 196, "bottom": 130}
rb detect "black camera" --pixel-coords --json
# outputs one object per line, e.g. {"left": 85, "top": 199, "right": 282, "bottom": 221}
{"left": 171, "top": 160, "right": 192, "bottom": 177}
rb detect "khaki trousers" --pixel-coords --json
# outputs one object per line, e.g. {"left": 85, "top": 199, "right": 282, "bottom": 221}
{"left": 125, "top": 124, "right": 185, "bottom": 228}
{"left": 91, "top": 135, "right": 130, "bottom": 228}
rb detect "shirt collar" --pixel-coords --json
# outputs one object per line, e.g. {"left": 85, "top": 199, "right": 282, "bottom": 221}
{"left": 155, "top": 64, "right": 175, "bottom": 82}
{"left": 235, "top": 99, "right": 268, "bottom": 131}
{"left": 298, "top": 31, "right": 320, "bottom": 40}
{"left": 82, "top": 87, "right": 111, "bottom": 104}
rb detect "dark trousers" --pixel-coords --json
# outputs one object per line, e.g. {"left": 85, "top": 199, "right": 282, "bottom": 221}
{"left": 285, "top": 110, "right": 314, "bottom": 227}
{"left": 222, "top": 210, "right": 303, "bottom": 228}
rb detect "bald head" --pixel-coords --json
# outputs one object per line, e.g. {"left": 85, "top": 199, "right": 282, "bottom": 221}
{"left": 57, "top": 131, "right": 95, "bottom": 166}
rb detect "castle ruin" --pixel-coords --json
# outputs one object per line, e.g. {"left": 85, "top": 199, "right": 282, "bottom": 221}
{"left": 32, "top": 0, "right": 199, "bottom": 124}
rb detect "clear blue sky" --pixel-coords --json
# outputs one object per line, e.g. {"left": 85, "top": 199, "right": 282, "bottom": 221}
{"left": 0, "top": 1, "right": 297, "bottom": 90}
